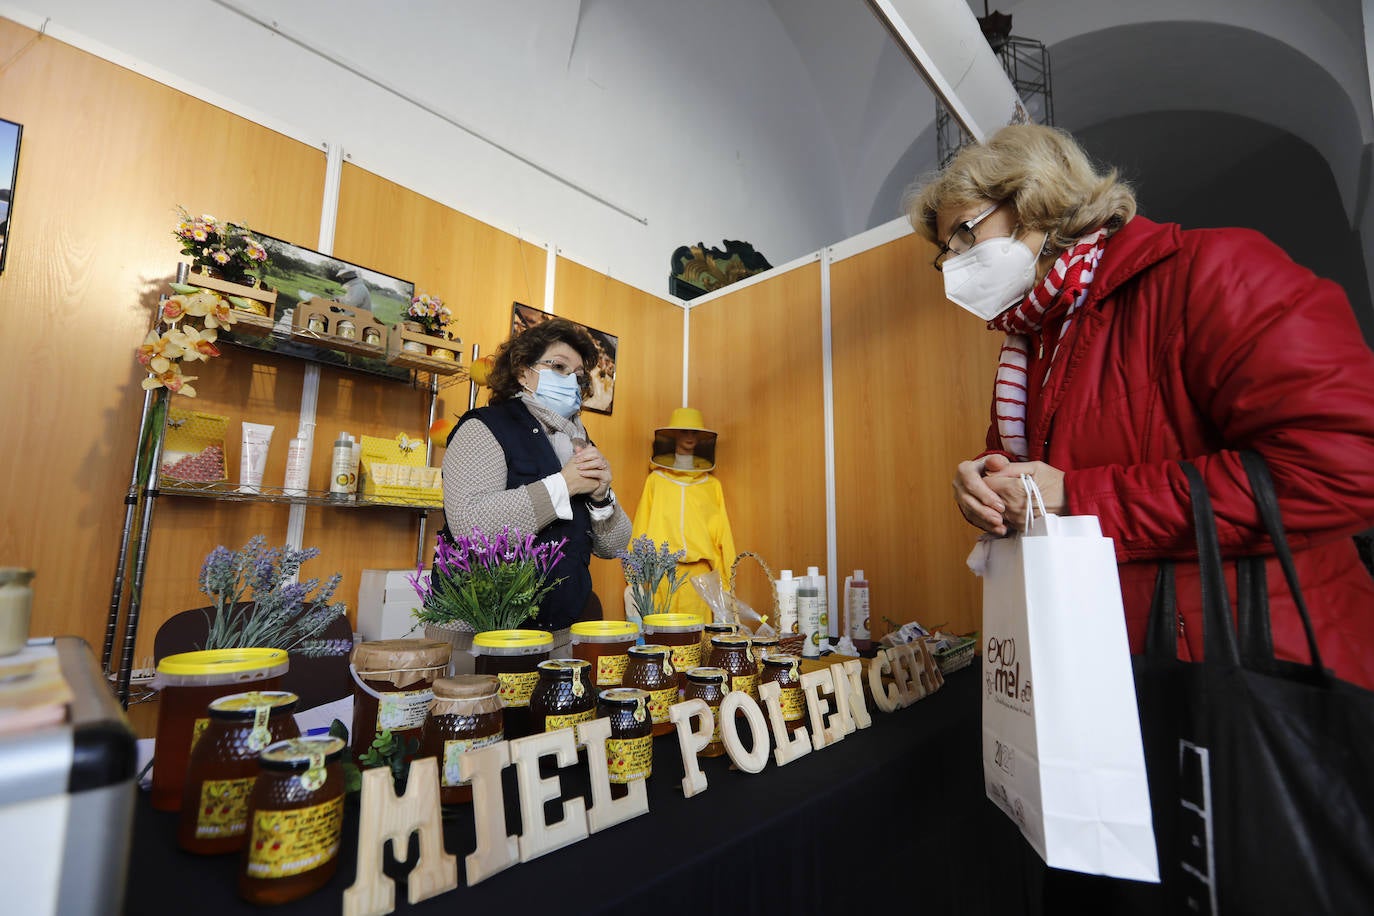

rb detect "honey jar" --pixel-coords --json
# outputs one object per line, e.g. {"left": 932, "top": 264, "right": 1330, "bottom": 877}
{"left": 178, "top": 690, "right": 301, "bottom": 855}
{"left": 306, "top": 314, "right": 327, "bottom": 335}
{"left": 708, "top": 634, "right": 759, "bottom": 701}
{"left": 471, "top": 629, "right": 553, "bottom": 740}
{"left": 699, "top": 621, "right": 737, "bottom": 666}
{"left": 362, "top": 325, "right": 382, "bottom": 345}
{"left": 749, "top": 634, "right": 780, "bottom": 670}
{"left": 151, "top": 648, "right": 289, "bottom": 811}
{"left": 682, "top": 667, "right": 728, "bottom": 757}
{"left": 349, "top": 639, "right": 451, "bottom": 760}
{"left": 570, "top": 620, "right": 639, "bottom": 687}
{"left": 597, "top": 687, "right": 653, "bottom": 788}
{"left": 238, "top": 736, "right": 346, "bottom": 905}
{"left": 336, "top": 319, "right": 356, "bottom": 339}
{"left": 622, "top": 644, "right": 677, "bottom": 737}
{"left": 419, "top": 675, "right": 503, "bottom": 805}
{"left": 642, "top": 612, "right": 703, "bottom": 690}
{"left": 528, "top": 658, "right": 596, "bottom": 739}
{"left": 759, "top": 653, "right": 806, "bottom": 732}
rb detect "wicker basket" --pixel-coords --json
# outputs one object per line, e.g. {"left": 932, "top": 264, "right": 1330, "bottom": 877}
{"left": 727, "top": 551, "right": 804, "bottom": 657}
{"left": 932, "top": 635, "right": 976, "bottom": 674}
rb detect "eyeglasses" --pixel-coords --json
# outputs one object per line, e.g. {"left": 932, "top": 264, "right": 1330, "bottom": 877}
{"left": 533, "top": 358, "right": 587, "bottom": 383}
{"left": 933, "top": 201, "right": 1004, "bottom": 271}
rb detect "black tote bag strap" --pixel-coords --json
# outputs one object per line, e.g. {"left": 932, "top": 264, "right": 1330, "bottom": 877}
{"left": 1236, "top": 555, "right": 1274, "bottom": 665}
{"left": 1146, "top": 561, "right": 1178, "bottom": 661}
{"left": 1236, "top": 450, "right": 1328, "bottom": 679}
{"left": 1180, "top": 461, "right": 1242, "bottom": 667}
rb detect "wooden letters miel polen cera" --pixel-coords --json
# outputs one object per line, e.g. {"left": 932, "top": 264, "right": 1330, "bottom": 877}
{"left": 719, "top": 691, "right": 769, "bottom": 773}
{"left": 837, "top": 658, "right": 873, "bottom": 729}
{"left": 462, "top": 742, "right": 519, "bottom": 886}
{"left": 758, "top": 680, "right": 812, "bottom": 766}
{"left": 668, "top": 698, "right": 712, "bottom": 797}
{"left": 867, "top": 649, "right": 902, "bottom": 713}
{"left": 799, "top": 667, "right": 841, "bottom": 750}
{"left": 577, "top": 716, "right": 649, "bottom": 832}
{"left": 343, "top": 758, "right": 458, "bottom": 916}
{"left": 510, "top": 729, "right": 589, "bottom": 863}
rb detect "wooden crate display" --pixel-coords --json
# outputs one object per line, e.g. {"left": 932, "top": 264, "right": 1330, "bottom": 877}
{"left": 291, "top": 299, "right": 388, "bottom": 358}
{"left": 359, "top": 433, "right": 443, "bottom": 507}
{"left": 385, "top": 324, "right": 465, "bottom": 376}
{"left": 183, "top": 263, "right": 279, "bottom": 337}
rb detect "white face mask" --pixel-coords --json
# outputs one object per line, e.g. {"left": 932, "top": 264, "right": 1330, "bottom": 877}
{"left": 941, "top": 234, "right": 1039, "bottom": 321}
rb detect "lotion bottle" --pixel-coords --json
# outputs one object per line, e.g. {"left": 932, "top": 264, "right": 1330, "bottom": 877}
{"left": 283, "top": 436, "right": 310, "bottom": 497}
{"left": 775, "top": 569, "right": 799, "bottom": 635}
{"left": 797, "top": 575, "right": 820, "bottom": 658}
{"left": 807, "top": 565, "right": 830, "bottom": 640}
{"left": 329, "top": 432, "right": 356, "bottom": 501}
{"left": 845, "top": 570, "right": 870, "bottom": 645}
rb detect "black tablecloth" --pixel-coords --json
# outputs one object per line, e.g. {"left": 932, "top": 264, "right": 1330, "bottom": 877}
{"left": 126, "top": 666, "right": 1045, "bottom": 915}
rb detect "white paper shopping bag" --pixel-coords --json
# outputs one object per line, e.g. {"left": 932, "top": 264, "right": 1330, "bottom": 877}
{"left": 976, "top": 478, "right": 1158, "bottom": 882}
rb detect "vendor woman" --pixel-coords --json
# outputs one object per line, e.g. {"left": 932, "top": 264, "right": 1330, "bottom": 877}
{"left": 441, "top": 318, "right": 632, "bottom": 640}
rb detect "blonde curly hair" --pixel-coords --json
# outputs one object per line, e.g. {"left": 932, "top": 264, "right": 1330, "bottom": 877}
{"left": 903, "top": 124, "right": 1136, "bottom": 257}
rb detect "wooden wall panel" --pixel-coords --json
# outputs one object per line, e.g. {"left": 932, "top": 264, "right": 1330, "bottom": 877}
{"left": 688, "top": 263, "right": 828, "bottom": 620}
{"left": 830, "top": 234, "right": 1002, "bottom": 639}
{"left": 554, "top": 258, "right": 684, "bottom": 617}
{"left": 0, "top": 20, "right": 327, "bottom": 664}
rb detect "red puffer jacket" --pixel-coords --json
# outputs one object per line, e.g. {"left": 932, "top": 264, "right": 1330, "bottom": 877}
{"left": 984, "top": 216, "right": 1374, "bottom": 689}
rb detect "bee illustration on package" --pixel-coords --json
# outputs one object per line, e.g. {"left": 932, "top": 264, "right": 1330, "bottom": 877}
{"left": 162, "top": 407, "right": 229, "bottom": 482}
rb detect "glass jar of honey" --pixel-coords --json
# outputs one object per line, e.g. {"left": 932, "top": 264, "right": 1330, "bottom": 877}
{"left": 596, "top": 687, "right": 653, "bottom": 789}
{"left": 760, "top": 653, "right": 806, "bottom": 732}
{"left": 699, "top": 621, "right": 737, "bottom": 666}
{"left": 622, "top": 644, "right": 677, "bottom": 737}
{"left": 151, "top": 648, "right": 289, "bottom": 811}
{"left": 569, "top": 620, "right": 639, "bottom": 687}
{"left": 238, "top": 736, "right": 346, "bottom": 905}
{"left": 178, "top": 690, "right": 301, "bottom": 855}
{"left": 708, "top": 634, "right": 759, "bottom": 700}
{"left": 749, "top": 634, "right": 780, "bottom": 670}
{"left": 528, "top": 658, "right": 596, "bottom": 739}
{"left": 642, "top": 612, "right": 703, "bottom": 690}
{"left": 419, "top": 675, "right": 503, "bottom": 805}
{"left": 682, "top": 667, "right": 728, "bottom": 757}
{"left": 471, "top": 629, "right": 553, "bottom": 740}
{"left": 350, "top": 639, "right": 451, "bottom": 760}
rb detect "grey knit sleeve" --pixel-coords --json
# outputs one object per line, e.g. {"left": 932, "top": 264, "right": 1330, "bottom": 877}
{"left": 590, "top": 496, "right": 633, "bottom": 559}
{"left": 441, "top": 417, "right": 560, "bottom": 536}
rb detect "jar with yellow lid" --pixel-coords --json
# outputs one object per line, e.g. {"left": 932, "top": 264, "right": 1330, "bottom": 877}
{"left": 419, "top": 675, "right": 503, "bottom": 804}
{"left": 759, "top": 653, "right": 806, "bottom": 732}
{"left": 528, "top": 658, "right": 596, "bottom": 742}
{"left": 349, "top": 639, "right": 451, "bottom": 760}
{"left": 622, "top": 644, "right": 677, "bottom": 736}
{"left": 178, "top": 690, "right": 301, "bottom": 855}
{"left": 682, "top": 667, "right": 728, "bottom": 757}
{"left": 708, "top": 634, "right": 759, "bottom": 700}
{"left": 570, "top": 620, "right": 639, "bottom": 687}
{"left": 597, "top": 687, "right": 653, "bottom": 794}
{"left": 151, "top": 648, "right": 290, "bottom": 811}
{"left": 471, "top": 629, "right": 553, "bottom": 739}
{"left": 238, "top": 736, "right": 346, "bottom": 905}
{"left": 642, "top": 613, "right": 703, "bottom": 690}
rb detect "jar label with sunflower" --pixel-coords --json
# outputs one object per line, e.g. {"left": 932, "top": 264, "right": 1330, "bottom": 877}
{"left": 496, "top": 672, "right": 540, "bottom": 708}
{"left": 195, "top": 777, "right": 256, "bottom": 838}
{"left": 442, "top": 734, "right": 505, "bottom": 787}
{"left": 731, "top": 674, "right": 759, "bottom": 699}
{"left": 606, "top": 736, "right": 653, "bottom": 784}
{"left": 779, "top": 687, "right": 806, "bottom": 722}
{"left": 595, "top": 654, "right": 630, "bottom": 686}
{"left": 669, "top": 643, "right": 702, "bottom": 672}
{"left": 245, "top": 797, "right": 346, "bottom": 879}
{"left": 647, "top": 687, "right": 677, "bottom": 724}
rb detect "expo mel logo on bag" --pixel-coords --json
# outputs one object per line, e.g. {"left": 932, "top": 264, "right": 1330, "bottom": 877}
{"left": 985, "top": 636, "right": 1033, "bottom": 713}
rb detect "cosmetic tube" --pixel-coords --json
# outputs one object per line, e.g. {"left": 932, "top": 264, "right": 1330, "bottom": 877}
{"left": 238, "top": 422, "right": 275, "bottom": 493}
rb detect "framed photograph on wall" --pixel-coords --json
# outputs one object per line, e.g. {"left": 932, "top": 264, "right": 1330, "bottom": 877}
{"left": 511, "top": 302, "right": 619, "bottom": 415}
{"left": 0, "top": 118, "right": 22, "bottom": 275}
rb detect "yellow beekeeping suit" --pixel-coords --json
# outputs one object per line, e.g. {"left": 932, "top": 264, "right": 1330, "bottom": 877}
{"left": 630, "top": 464, "right": 736, "bottom": 622}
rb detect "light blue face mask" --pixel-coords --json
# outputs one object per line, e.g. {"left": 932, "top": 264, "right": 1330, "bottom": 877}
{"left": 532, "top": 368, "right": 582, "bottom": 418}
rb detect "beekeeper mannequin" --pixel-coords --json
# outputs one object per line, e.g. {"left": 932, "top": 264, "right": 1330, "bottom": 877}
{"left": 629, "top": 408, "right": 736, "bottom": 621}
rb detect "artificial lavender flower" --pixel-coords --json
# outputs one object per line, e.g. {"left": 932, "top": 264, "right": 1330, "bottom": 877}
{"left": 414, "top": 526, "right": 567, "bottom": 631}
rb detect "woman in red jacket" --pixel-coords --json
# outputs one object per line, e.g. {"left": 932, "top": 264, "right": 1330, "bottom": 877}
{"left": 906, "top": 123, "right": 1374, "bottom": 690}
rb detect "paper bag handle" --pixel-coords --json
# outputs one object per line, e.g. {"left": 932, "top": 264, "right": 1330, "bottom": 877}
{"left": 1019, "top": 474, "right": 1049, "bottom": 532}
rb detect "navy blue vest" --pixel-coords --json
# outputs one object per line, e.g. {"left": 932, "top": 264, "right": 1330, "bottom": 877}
{"left": 440, "top": 399, "right": 593, "bottom": 631}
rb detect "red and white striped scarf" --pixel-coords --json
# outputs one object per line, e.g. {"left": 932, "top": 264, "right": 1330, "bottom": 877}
{"left": 988, "top": 229, "right": 1107, "bottom": 460}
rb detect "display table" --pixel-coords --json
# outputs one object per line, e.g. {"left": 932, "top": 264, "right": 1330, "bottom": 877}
{"left": 125, "top": 665, "right": 1042, "bottom": 915}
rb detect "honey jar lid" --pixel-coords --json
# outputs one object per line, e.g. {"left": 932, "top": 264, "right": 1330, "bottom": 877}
{"left": 751, "top": 634, "right": 779, "bottom": 645}
{"left": 627, "top": 643, "right": 672, "bottom": 659}
{"left": 433, "top": 675, "right": 499, "bottom": 700}
{"left": 157, "top": 647, "right": 289, "bottom": 677}
{"left": 642, "top": 613, "right": 704, "bottom": 632}
{"left": 761, "top": 652, "right": 799, "bottom": 667}
{"left": 259, "top": 736, "right": 345, "bottom": 772}
{"left": 208, "top": 690, "right": 299, "bottom": 719}
{"left": 598, "top": 687, "right": 650, "bottom": 706}
{"left": 710, "top": 634, "right": 752, "bottom": 649}
{"left": 472, "top": 629, "right": 555, "bottom": 654}
{"left": 537, "top": 658, "right": 590, "bottom": 676}
{"left": 570, "top": 620, "right": 640, "bottom": 639}
{"left": 351, "top": 639, "right": 451, "bottom": 672}
{"left": 703, "top": 622, "right": 737, "bottom": 633}
{"left": 686, "top": 666, "right": 728, "bottom": 684}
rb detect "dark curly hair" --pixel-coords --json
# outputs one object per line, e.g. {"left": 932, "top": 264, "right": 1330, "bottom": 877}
{"left": 486, "top": 317, "right": 599, "bottom": 403}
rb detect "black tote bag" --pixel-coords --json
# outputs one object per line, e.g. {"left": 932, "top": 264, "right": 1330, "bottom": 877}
{"left": 1133, "top": 453, "right": 1374, "bottom": 914}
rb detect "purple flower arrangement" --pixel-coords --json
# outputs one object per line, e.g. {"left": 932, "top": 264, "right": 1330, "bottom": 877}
{"left": 619, "top": 534, "right": 687, "bottom": 620}
{"left": 410, "top": 526, "right": 568, "bottom": 632}
{"left": 197, "top": 535, "right": 349, "bottom": 656}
